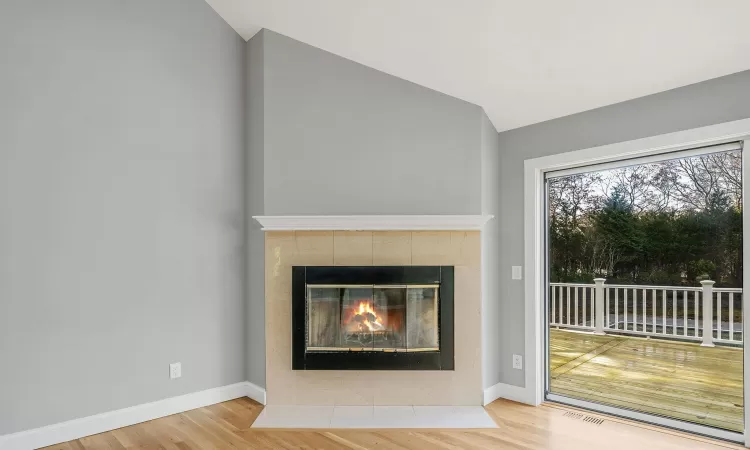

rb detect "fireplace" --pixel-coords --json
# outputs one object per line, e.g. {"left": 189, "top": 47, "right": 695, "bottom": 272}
{"left": 292, "top": 266, "right": 454, "bottom": 370}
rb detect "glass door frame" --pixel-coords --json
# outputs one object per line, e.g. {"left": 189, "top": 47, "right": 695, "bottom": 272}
{"left": 542, "top": 143, "right": 744, "bottom": 442}
{"left": 520, "top": 120, "right": 750, "bottom": 446}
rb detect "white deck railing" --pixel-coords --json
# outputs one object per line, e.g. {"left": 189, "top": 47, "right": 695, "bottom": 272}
{"left": 550, "top": 280, "right": 743, "bottom": 346}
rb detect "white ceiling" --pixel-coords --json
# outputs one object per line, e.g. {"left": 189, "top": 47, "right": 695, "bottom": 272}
{"left": 206, "top": 0, "right": 750, "bottom": 132}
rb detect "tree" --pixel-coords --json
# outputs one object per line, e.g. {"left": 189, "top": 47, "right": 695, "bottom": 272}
{"left": 547, "top": 150, "right": 742, "bottom": 287}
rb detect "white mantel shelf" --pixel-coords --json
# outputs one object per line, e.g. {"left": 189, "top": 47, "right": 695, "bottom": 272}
{"left": 252, "top": 215, "right": 494, "bottom": 231}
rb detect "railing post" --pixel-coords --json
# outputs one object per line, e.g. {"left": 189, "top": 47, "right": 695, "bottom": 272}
{"left": 701, "top": 280, "right": 715, "bottom": 347}
{"left": 594, "top": 278, "right": 606, "bottom": 335}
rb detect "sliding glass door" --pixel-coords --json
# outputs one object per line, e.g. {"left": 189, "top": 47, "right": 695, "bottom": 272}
{"left": 544, "top": 142, "right": 744, "bottom": 440}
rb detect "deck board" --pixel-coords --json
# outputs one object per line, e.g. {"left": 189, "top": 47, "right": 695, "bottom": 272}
{"left": 549, "top": 329, "right": 744, "bottom": 432}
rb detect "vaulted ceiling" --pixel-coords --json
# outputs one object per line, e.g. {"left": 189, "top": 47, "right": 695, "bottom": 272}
{"left": 206, "top": 0, "right": 750, "bottom": 131}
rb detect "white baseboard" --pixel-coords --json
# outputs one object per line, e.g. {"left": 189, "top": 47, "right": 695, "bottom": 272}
{"left": 245, "top": 380, "right": 266, "bottom": 406}
{"left": 0, "top": 381, "right": 266, "bottom": 450}
{"left": 483, "top": 382, "right": 532, "bottom": 406}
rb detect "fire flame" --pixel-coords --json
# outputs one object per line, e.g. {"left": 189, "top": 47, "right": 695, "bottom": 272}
{"left": 350, "top": 301, "right": 385, "bottom": 332}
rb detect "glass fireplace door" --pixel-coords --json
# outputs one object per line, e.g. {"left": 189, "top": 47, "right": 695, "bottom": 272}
{"left": 306, "top": 285, "right": 439, "bottom": 353}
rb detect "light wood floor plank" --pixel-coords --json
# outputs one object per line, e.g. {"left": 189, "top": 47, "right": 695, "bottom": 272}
{"left": 41, "top": 396, "right": 744, "bottom": 449}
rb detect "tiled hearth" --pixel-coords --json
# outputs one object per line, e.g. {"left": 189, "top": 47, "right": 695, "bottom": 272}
{"left": 252, "top": 405, "right": 497, "bottom": 429}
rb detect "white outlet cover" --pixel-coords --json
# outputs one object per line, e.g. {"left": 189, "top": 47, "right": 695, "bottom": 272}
{"left": 512, "top": 354, "right": 523, "bottom": 370}
{"left": 511, "top": 266, "right": 523, "bottom": 280}
{"left": 169, "top": 362, "right": 182, "bottom": 379}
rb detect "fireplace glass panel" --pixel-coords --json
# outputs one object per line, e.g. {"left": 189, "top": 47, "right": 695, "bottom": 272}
{"left": 306, "top": 285, "right": 439, "bottom": 352}
{"left": 406, "top": 287, "right": 439, "bottom": 350}
{"left": 341, "top": 287, "right": 379, "bottom": 351}
{"left": 306, "top": 287, "right": 342, "bottom": 349}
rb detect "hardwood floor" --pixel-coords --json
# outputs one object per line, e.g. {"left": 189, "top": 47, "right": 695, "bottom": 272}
{"left": 550, "top": 329, "right": 744, "bottom": 431}
{"left": 42, "top": 396, "right": 742, "bottom": 449}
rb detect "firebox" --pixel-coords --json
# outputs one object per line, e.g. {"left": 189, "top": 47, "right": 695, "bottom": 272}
{"left": 291, "top": 266, "right": 454, "bottom": 370}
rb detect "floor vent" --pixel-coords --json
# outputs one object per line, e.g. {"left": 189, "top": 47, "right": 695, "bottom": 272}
{"left": 563, "top": 411, "right": 604, "bottom": 425}
{"left": 582, "top": 416, "right": 604, "bottom": 425}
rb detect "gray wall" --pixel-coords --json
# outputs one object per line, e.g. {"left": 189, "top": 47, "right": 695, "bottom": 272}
{"left": 261, "top": 30, "right": 483, "bottom": 215}
{"left": 480, "top": 112, "right": 501, "bottom": 389}
{"left": 0, "top": 0, "right": 246, "bottom": 434}
{"left": 496, "top": 69, "right": 750, "bottom": 387}
{"left": 245, "top": 31, "right": 490, "bottom": 391}
{"left": 12, "top": 0, "right": 738, "bottom": 424}
{"left": 245, "top": 32, "right": 266, "bottom": 388}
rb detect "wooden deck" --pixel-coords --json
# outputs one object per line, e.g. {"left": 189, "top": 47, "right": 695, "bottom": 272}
{"left": 550, "top": 329, "right": 744, "bottom": 432}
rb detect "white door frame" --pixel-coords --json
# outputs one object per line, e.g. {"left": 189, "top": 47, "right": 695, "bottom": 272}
{"left": 522, "top": 118, "right": 750, "bottom": 445}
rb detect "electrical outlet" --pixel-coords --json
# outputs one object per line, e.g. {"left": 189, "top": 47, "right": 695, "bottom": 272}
{"left": 511, "top": 266, "right": 523, "bottom": 280}
{"left": 512, "top": 354, "right": 523, "bottom": 370}
{"left": 169, "top": 362, "right": 182, "bottom": 379}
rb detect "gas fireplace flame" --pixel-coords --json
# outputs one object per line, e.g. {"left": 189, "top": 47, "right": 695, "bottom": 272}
{"left": 350, "top": 301, "right": 385, "bottom": 332}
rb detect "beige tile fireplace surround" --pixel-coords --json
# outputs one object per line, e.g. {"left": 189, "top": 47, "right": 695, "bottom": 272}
{"left": 264, "top": 230, "right": 482, "bottom": 406}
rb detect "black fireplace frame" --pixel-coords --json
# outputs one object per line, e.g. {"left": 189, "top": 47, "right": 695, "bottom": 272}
{"left": 291, "top": 266, "right": 454, "bottom": 371}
